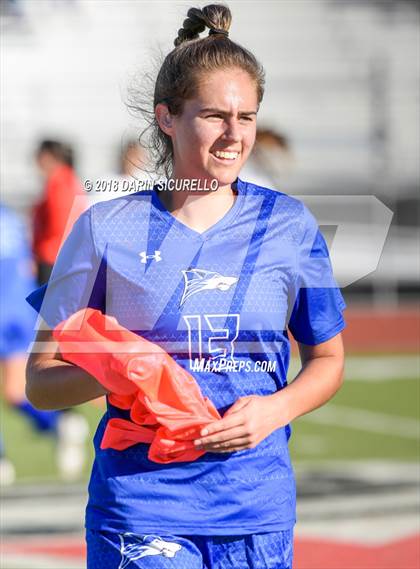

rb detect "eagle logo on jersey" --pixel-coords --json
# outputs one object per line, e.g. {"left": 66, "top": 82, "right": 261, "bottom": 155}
{"left": 180, "top": 268, "right": 238, "bottom": 307}
{"left": 118, "top": 533, "right": 181, "bottom": 568}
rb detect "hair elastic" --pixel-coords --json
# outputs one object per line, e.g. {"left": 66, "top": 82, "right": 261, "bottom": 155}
{"left": 209, "top": 28, "right": 229, "bottom": 37}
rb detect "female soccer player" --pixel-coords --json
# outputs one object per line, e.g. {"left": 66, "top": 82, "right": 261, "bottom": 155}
{"left": 26, "top": 4, "right": 345, "bottom": 568}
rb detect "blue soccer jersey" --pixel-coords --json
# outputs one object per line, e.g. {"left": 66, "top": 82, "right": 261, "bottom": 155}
{"left": 0, "top": 205, "right": 37, "bottom": 357}
{"left": 26, "top": 178, "right": 345, "bottom": 535}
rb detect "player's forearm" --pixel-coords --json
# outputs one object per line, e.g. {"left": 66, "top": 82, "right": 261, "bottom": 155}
{"left": 26, "top": 358, "right": 108, "bottom": 410}
{"left": 268, "top": 353, "right": 344, "bottom": 427}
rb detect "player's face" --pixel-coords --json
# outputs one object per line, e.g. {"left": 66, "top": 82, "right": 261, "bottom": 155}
{"left": 163, "top": 68, "right": 258, "bottom": 188}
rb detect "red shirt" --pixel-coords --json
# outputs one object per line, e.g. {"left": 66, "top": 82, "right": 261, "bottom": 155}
{"left": 33, "top": 164, "right": 87, "bottom": 265}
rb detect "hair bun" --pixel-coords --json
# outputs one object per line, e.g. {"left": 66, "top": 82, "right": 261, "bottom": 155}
{"left": 174, "top": 4, "right": 232, "bottom": 47}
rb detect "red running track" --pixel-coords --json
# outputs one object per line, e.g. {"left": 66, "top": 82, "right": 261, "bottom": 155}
{"left": 294, "top": 534, "right": 420, "bottom": 569}
{"left": 290, "top": 305, "right": 420, "bottom": 354}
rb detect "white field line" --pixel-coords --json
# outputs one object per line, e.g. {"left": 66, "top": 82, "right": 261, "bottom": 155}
{"left": 295, "top": 514, "right": 420, "bottom": 545}
{"left": 292, "top": 434, "right": 330, "bottom": 455}
{"left": 294, "top": 460, "right": 420, "bottom": 481}
{"left": 297, "top": 488, "right": 420, "bottom": 519}
{"left": 344, "top": 356, "right": 419, "bottom": 381}
{"left": 300, "top": 404, "right": 420, "bottom": 439}
{"left": 289, "top": 355, "right": 420, "bottom": 381}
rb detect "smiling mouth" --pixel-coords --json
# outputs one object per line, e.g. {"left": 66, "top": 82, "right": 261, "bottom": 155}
{"left": 211, "top": 150, "right": 240, "bottom": 162}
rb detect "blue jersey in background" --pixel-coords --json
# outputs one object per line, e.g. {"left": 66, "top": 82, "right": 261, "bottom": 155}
{"left": 0, "top": 205, "right": 37, "bottom": 357}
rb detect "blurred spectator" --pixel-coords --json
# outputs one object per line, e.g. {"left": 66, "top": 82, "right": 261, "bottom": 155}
{"left": 241, "top": 128, "right": 292, "bottom": 189}
{"left": 0, "top": 204, "right": 60, "bottom": 484}
{"left": 31, "top": 140, "right": 90, "bottom": 480}
{"left": 120, "top": 139, "right": 148, "bottom": 178}
{"left": 33, "top": 139, "right": 87, "bottom": 285}
{"left": 89, "top": 139, "right": 151, "bottom": 205}
{"left": 1, "top": 203, "right": 90, "bottom": 482}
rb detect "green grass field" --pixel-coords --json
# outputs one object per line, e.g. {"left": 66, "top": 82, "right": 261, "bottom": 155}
{"left": 1, "top": 356, "right": 419, "bottom": 481}
{"left": 290, "top": 377, "right": 419, "bottom": 462}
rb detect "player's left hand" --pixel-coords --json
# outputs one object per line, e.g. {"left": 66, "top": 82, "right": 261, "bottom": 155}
{"left": 193, "top": 395, "right": 283, "bottom": 453}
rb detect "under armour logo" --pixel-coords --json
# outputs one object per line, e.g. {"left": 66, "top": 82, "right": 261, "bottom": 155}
{"left": 139, "top": 250, "right": 162, "bottom": 263}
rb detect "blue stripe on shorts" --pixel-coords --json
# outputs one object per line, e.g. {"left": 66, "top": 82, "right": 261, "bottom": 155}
{"left": 86, "top": 528, "right": 294, "bottom": 569}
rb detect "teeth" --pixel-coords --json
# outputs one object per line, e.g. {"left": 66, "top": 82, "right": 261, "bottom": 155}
{"left": 214, "top": 151, "right": 239, "bottom": 160}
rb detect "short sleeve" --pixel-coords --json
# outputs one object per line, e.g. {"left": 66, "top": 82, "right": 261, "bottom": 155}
{"left": 288, "top": 205, "right": 346, "bottom": 345}
{"left": 26, "top": 207, "right": 107, "bottom": 329}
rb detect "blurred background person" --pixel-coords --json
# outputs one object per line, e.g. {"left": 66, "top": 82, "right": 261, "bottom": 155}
{"left": 241, "top": 127, "right": 293, "bottom": 189}
{"left": 31, "top": 140, "right": 90, "bottom": 479}
{"left": 120, "top": 139, "right": 149, "bottom": 180}
{"left": 89, "top": 138, "right": 151, "bottom": 205}
{"left": 33, "top": 139, "right": 87, "bottom": 285}
{"left": 0, "top": 203, "right": 60, "bottom": 484}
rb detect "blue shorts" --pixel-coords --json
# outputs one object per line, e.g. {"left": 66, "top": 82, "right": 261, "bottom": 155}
{"left": 86, "top": 528, "right": 294, "bottom": 569}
